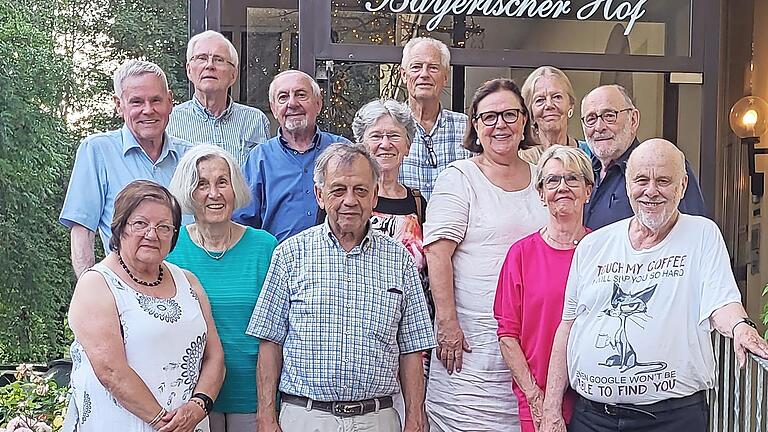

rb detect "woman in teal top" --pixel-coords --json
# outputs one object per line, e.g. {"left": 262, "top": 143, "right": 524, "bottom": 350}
{"left": 167, "top": 144, "right": 277, "bottom": 432}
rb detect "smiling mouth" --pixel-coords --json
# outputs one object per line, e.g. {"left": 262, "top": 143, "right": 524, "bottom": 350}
{"left": 638, "top": 200, "right": 664, "bottom": 208}
{"left": 206, "top": 203, "right": 225, "bottom": 210}
{"left": 138, "top": 119, "right": 159, "bottom": 125}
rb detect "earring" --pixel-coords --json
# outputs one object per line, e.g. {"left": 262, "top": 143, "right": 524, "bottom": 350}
{"left": 567, "top": 108, "right": 574, "bottom": 118}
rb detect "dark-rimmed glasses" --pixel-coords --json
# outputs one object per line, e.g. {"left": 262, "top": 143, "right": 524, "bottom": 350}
{"left": 423, "top": 134, "right": 438, "bottom": 168}
{"left": 474, "top": 109, "right": 524, "bottom": 127}
{"left": 581, "top": 108, "right": 633, "bottom": 128}
{"left": 367, "top": 132, "right": 404, "bottom": 144}
{"left": 543, "top": 173, "right": 584, "bottom": 190}
{"left": 190, "top": 54, "right": 236, "bottom": 68}
{"left": 127, "top": 220, "right": 177, "bottom": 238}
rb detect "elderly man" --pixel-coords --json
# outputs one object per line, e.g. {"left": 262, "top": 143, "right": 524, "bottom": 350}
{"left": 233, "top": 70, "right": 349, "bottom": 242}
{"left": 60, "top": 59, "right": 191, "bottom": 278}
{"left": 540, "top": 139, "right": 768, "bottom": 432}
{"left": 167, "top": 30, "right": 270, "bottom": 165}
{"left": 248, "top": 142, "right": 436, "bottom": 432}
{"left": 399, "top": 37, "right": 471, "bottom": 199}
{"left": 581, "top": 85, "right": 706, "bottom": 230}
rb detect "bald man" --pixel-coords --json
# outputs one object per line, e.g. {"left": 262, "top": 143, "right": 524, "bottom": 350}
{"left": 580, "top": 85, "right": 706, "bottom": 230}
{"left": 540, "top": 139, "right": 768, "bottom": 432}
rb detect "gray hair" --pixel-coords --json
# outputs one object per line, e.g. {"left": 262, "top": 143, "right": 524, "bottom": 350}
{"left": 268, "top": 70, "right": 322, "bottom": 104}
{"left": 352, "top": 99, "right": 417, "bottom": 145}
{"left": 401, "top": 37, "right": 450, "bottom": 71}
{"left": 535, "top": 145, "right": 595, "bottom": 191}
{"left": 313, "top": 142, "right": 381, "bottom": 188}
{"left": 168, "top": 144, "right": 251, "bottom": 216}
{"left": 186, "top": 30, "right": 239, "bottom": 67}
{"left": 521, "top": 66, "right": 576, "bottom": 114}
{"left": 583, "top": 84, "right": 636, "bottom": 112}
{"left": 113, "top": 59, "right": 169, "bottom": 98}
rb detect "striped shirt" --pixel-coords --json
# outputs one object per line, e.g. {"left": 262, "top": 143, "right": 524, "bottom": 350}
{"left": 246, "top": 223, "right": 436, "bottom": 402}
{"left": 399, "top": 108, "right": 471, "bottom": 199}
{"left": 167, "top": 96, "right": 270, "bottom": 165}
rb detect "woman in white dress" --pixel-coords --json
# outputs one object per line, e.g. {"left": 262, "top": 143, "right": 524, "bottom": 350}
{"left": 65, "top": 180, "right": 225, "bottom": 431}
{"left": 424, "top": 78, "right": 549, "bottom": 431}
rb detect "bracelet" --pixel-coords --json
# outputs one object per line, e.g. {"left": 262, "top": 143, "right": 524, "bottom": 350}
{"left": 191, "top": 392, "right": 214, "bottom": 415}
{"left": 148, "top": 407, "right": 167, "bottom": 427}
{"left": 190, "top": 397, "right": 207, "bottom": 414}
{"left": 731, "top": 317, "right": 758, "bottom": 336}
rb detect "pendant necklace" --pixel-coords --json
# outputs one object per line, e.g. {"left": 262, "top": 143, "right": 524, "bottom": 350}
{"left": 199, "top": 225, "right": 232, "bottom": 261}
{"left": 118, "top": 253, "right": 163, "bottom": 287}
{"left": 542, "top": 226, "right": 582, "bottom": 248}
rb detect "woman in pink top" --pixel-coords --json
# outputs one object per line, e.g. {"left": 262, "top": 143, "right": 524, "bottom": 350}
{"left": 494, "top": 145, "right": 594, "bottom": 432}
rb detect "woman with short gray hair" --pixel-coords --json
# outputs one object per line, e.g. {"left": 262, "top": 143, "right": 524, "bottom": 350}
{"left": 167, "top": 144, "right": 278, "bottom": 432}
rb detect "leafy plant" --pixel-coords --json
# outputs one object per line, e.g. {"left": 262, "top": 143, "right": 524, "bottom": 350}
{"left": 0, "top": 365, "right": 68, "bottom": 432}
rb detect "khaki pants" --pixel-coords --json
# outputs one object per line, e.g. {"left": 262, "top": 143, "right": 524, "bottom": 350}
{"left": 279, "top": 401, "right": 401, "bottom": 432}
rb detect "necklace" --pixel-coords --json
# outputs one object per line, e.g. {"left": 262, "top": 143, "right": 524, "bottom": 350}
{"left": 198, "top": 224, "right": 232, "bottom": 261}
{"left": 542, "top": 227, "right": 583, "bottom": 248}
{"left": 118, "top": 254, "right": 163, "bottom": 287}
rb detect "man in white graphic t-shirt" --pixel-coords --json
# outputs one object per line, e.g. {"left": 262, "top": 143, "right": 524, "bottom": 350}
{"left": 540, "top": 139, "right": 768, "bottom": 432}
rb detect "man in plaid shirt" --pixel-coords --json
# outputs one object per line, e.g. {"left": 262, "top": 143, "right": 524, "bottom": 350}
{"left": 399, "top": 37, "right": 472, "bottom": 199}
{"left": 249, "top": 142, "right": 436, "bottom": 432}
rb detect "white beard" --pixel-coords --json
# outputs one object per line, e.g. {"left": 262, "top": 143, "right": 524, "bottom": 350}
{"left": 284, "top": 117, "right": 308, "bottom": 133}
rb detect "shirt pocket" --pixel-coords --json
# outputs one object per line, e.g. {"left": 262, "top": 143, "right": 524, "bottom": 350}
{"left": 364, "top": 287, "right": 404, "bottom": 345}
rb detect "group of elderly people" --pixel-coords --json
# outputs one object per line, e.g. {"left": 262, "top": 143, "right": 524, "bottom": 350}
{"left": 58, "top": 32, "right": 768, "bottom": 432}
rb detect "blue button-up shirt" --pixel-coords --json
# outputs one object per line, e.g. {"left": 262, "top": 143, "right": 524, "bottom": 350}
{"left": 59, "top": 125, "right": 192, "bottom": 253}
{"left": 233, "top": 129, "right": 350, "bottom": 242}
{"left": 167, "top": 96, "right": 271, "bottom": 165}
{"left": 584, "top": 139, "right": 707, "bottom": 230}
{"left": 400, "top": 108, "right": 471, "bottom": 199}
{"left": 246, "top": 222, "right": 436, "bottom": 402}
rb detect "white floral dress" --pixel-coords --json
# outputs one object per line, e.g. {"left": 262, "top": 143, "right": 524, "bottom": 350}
{"left": 63, "top": 262, "right": 209, "bottom": 432}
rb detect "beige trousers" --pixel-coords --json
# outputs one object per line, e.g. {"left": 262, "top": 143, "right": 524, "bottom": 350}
{"left": 279, "top": 402, "right": 401, "bottom": 432}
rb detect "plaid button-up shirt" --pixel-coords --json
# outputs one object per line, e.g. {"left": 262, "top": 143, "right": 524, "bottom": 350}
{"left": 246, "top": 223, "right": 436, "bottom": 402}
{"left": 400, "top": 108, "right": 471, "bottom": 199}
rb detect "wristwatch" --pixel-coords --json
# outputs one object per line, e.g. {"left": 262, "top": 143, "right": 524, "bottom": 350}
{"left": 731, "top": 317, "right": 758, "bottom": 336}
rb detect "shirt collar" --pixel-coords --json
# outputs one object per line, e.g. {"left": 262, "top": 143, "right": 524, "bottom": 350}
{"left": 121, "top": 124, "right": 177, "bottom": 162}
{"left": 191, "top": 94, "right": 234, "bottom": 120}
{"left": 321, "top": 219, "right": 375, "bottom": 253}
{"left": 278, "top": 127, "right": 321, "bottom": 151}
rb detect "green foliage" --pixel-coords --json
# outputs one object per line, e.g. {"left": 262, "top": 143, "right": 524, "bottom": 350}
{"left": 0, "top": 365, "right": 68, "bottom": 431}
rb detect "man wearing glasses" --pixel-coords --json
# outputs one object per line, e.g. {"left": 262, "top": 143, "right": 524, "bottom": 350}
{"left": 580, "top": 85, "right": 706, "bottom": 230}
{"left": 167, "top": 30, "right": 270, "bottom": 165}
{"left": 399, "top": 37, "right": 472, "bottom": 199}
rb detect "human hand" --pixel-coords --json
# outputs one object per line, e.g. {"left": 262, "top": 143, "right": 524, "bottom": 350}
{"left": 539, "top": 411, "right": 566, "bottom": 432}
{"left": 435, "top": 319, "right": 471, "bottom": 374}
{"left": 734, "top": 323, "right": 768, "bottom": 367}
{"left": 256, "top": 414, "right": 282, "bottom": 432}
{"left": 157, "top": 402, "right": 205, "bottom": 432}
{"left": 524, "top": 385, "right": 545, "bottom": 430}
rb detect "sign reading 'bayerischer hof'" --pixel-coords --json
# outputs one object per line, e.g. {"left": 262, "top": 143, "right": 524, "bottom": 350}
{"left": 364, "top": 0, "right": 649, "bottom": 35}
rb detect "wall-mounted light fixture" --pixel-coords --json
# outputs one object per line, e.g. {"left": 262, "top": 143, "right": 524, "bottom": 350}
{"left": 729, "top": 96, "right": 768, "bottom": 197}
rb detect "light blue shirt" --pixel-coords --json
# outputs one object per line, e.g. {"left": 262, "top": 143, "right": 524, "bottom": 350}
{"left": 233, "top": 129, "right": 350, "bottom": 243}
{"left": 167, "top": 96, "right": 271, "bottom": 165}
{"left": 59, "top": 125, "right": 192, "bottom": 253}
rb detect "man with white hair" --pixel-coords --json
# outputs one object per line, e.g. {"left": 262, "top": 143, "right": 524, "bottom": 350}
{"left": 167, "top": 30, "right": 270, "bottom": 165}
{"left": 233, "top": 70, "right": 350, "bottom": 242}
{"left": 399, "top": 37, "right": 470, "bottom": 199}
{"left": 580, "top": 85, "right": 706, "bottom": 230}
{"left": 60, "top": 59, "right": 191, "bottom": 278}
{"left": 540, "top": 139, "right": 768, "bottom": 432}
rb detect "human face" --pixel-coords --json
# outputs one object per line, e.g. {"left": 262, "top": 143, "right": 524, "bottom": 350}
{"left": 401, "top": 42, "right": 448, "bottom": 102}
{"left": 626, "top": 152, "right": 687, "bottom": 232}
{"left": 270, "top": 73, "right": 322, "bottom": 133}
{"left": 186, "top": 37, "right": 237, "bottom": 96}
{"left": 192, "top": 157, "right": 236, "bottom": 225}
{"left": 121, "top": 200, "right": 175, "bottom": 263}
{"left": 315, "top": 155, "right": 378, "bottom": 242}
{"left": 473, "top": 90, "right": 527, "bottom": 158}
{"left": 581, "top": 87, "right": 639, "bottom": 164}
{"left": 364, "top": 115, "right": 410, "bottom": 175}
{"left": 539, "top": 158, "right": 591, "bottom": 217}
{"left": 531, "top": 75, "right": 573, "bottom": 134}
{"left": 114, "top": 74, "right": 173, "bottom": 147}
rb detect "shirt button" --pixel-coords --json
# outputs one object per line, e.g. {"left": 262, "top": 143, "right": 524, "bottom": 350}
{"left": 293, "top": 150, "right": 298, "bottom": 155}
{"left": 305, "top": 190, "right": 310, "bottom": 194}
{"left": 304, "top": 168, "right": 308, "bottom": 173}
{"left": 306, "top": 211, "right": 311, "bottom": 216}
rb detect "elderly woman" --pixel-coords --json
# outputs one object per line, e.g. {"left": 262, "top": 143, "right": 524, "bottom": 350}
{"left": 494, "top": 145, "right": 594, "bottom": 432}
{"left": 65, "top": 180, "right": 225, "bottom": 432}
{"left": 424, "top": 78, "right": 549, "bottom": 431}
{"left": 519, "top": 66, "right": 591, "bottom": 164}
{"left": 166, "top": 145, "right": 278, "bottom": 432}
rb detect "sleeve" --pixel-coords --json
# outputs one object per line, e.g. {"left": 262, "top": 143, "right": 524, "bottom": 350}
{"left": 679, "top": 160, "right": 708, "bottom": 218}
{"left": 397, "top": 251, "right": 437, "bottom": 354}
{"left": 59, "top": 138, "right": 106, "bottom": 231}
{"left": 233, "top": 149, "right": 264, "bottom": 229}
{"left": 494, "top": 243, "right": 524, "bottom": 339}
{"left": 697, "top": 219, "right": 742, "bottom": 327}
{"left": 246, "top": 246, "right": 291, "bottom": 344}
{"left": 259, "top": 113, "right": 270, "bottom": 143}
{"left": 422, "top": 166, "right": 470, "bottom": 246}
{"left": 561, "top": 247, "right": 582, "bottom": 321}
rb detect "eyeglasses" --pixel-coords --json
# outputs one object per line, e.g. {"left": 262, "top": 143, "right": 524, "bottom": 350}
{"left": 367, "top": 132, "right": 404, "bottom": 144}
{"left": 581, "top": 108, "right": 633, "bottom": 127}
{"left": 543, "top": 173, "right": 584, "bottom": 190}
{"left": 474, "top": 109, "right": 524, "bottom": 127}
{"left": 189, "top": 54, "right": 236, "bottom": 68}
{"left": 127, "top": 220, "right": 177, "bottom": 238}
{"left": 422, "top": 134, "right": 438, "bottom": 168}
